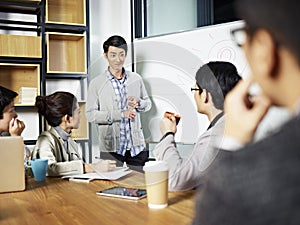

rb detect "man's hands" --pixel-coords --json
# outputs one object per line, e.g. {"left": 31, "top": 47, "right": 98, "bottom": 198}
{"left": 123, "top": 108, "right": 136, "bottom": 119}
{"left": 123, "top": 96, "right": 139, "bottom": 120}
{"left": 92, "top": 159, "right": 117, "bottom": 172}
{"left": 9, "top": 118, "right": 25, "bottom": 136}
{"left": 224, "top": 77, "right": 272, "bottom": 144}
{"left": 160, "top": 116, "right": 177, "bottom": 136}
{"left": 127, "top": 96, "right": 139, "bottom": 109}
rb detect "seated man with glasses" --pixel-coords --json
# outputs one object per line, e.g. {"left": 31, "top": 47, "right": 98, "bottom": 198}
{"left": 153, "top": 61, "right": 241, "bottom": 191}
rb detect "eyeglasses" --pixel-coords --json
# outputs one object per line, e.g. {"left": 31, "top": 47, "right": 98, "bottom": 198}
{"left": 231, "top": 27, "right": 247, "bottom": 47}
{"left": 191, "top": 87, "right": 203, "bottom": 94}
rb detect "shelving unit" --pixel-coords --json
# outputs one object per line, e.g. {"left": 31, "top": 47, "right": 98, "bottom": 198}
{"left": 0, "top": 63, "right": 40, "bottom": 106}
{"left": 0, "top": 0, "right": 42, "bottom": 145}
{"left": 46, "top": 0, "right": 86, "bottom": 25}
{"left": 0, "top": 0, "right": 41, "bottom": 13}
{"left": 0, "top": 34, "right": 41, "bottom": 58}
{"left": 43, "top": 0, "right": 90, "bottom": 151}
{"left": 46, "top": 32, "right": 86, "bottom": 74}
{"left": 71, "top": 101, "right": 88, "bottom": 140}
{"left": 45, "top": 0, "right": 90, "bottom": 162}
{"left": 0, "top": 0, "right": 91, "bottom": 159}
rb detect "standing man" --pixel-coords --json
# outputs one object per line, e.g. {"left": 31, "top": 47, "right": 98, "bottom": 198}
{"left": 192, "top": 0, "right": 300, "bottom": 224}
{"left": 154, "top": 61, "right": 241, "bottom": 191}
{"left": 86, "top": 35, "right": 152, "bottom": 169}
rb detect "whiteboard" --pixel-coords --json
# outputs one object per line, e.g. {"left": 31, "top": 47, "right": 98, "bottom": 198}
{"left": 134, "top": 21, "right": 249, "bottom": 144}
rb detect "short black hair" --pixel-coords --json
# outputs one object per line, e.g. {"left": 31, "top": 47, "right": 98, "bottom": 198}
{"left": 103, "top": 35, "right": 128, "bottom": 55}
{"left": 0, "top": 86, "right": 18, "bottom": 119}
{"left": 195, "top": 61, "right": 241, "bottom": 110}
{"left": 235, "top": 0, "right": 300, "bottom": 64}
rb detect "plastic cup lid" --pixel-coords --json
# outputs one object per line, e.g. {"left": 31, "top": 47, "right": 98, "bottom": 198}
{"left": 143, "top": 161, "right": 168, "bottom": 172}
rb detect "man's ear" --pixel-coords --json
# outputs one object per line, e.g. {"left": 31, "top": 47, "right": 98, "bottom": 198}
{"left": 251, "top": 29, "right": 278, "bottom": 78}
{"left": 103, "top": 52, "right": 108, "bottom": 59}
{"left": 201, "top": 89, "right": 209, "bottom": 103}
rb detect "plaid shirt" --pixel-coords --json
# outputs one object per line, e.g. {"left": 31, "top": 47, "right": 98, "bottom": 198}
{"left": 108, "top": 70, "right": 145, "bottom": 156}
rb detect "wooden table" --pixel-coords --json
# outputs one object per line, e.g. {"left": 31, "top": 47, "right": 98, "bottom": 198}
{"left": 0, "top": 171, "right": 196, "bottom": 225}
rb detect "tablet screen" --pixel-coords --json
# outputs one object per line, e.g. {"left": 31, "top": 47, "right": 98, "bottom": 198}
{"left": 97, "top": 187, "right": 147, "bottom": 200}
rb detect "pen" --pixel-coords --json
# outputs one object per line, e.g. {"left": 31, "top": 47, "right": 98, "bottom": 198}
{"left": 69, "top": 178, "right": 91, "bottom": 183}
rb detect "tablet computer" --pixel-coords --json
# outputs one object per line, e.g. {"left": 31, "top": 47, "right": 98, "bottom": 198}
{"left": 96, "top": 187, "right": 147, "bottom": 200}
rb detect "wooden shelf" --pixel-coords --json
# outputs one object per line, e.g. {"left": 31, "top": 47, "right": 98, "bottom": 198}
{"left": 0, "top": 34, "right": 41, "bottom": 58}
{"left": 47, "top": 32, "right": 86, "bottom": 74}
{"left": 46, "top": 0, "right": 86, "bottom": 26}
{"left": 2, "top": 0, "right": 41, "bottom": 3}
{"left": 0, "top": 0, "right": 41, "bottom": 11}
{"left": 71, "top": 102, "right": 88, "bottom": 140}
{"left": 0, "top": 63, "right": 40, "bottom": 105}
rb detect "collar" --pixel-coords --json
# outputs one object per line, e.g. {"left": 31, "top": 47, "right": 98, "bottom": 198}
{"left": 207, "top": 112, "right": 224, "bottom": 130}
{"left": 106, "top": 67, "right": 127, "bottom": 80}
{"left": 294, "top": 98, "right": 300, "bottom": 116}
{"left": 54, "top": 126, "right": 71, "bottom": 141}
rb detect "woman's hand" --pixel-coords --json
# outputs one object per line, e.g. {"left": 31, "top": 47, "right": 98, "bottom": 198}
{"left": 84, "top": 160, "right": 117, "bottom": 173}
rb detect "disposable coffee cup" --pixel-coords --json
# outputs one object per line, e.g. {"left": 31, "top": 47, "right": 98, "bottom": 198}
{"left": 143, "top": 161, "right": 169, "bottom": 209}
{"left": 27, "top": 158, "right": 48, "bottom": 182}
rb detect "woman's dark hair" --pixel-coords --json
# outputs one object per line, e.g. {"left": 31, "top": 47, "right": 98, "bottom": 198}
{"left": 103, "top": 35, "right": 128, "bottom": 55}
{"left": 0, "top": 86, "right": 18, "bottom": 119}
{"left": 235, "top": 0, "right": 300, "bottom": 64}
{"left": 35, "top": 92, "right": 77, "bottom": 127}
{"left": 195, "top": 61, "right": 241, "bottom": 110}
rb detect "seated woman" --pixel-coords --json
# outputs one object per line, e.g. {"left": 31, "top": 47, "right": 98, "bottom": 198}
{"left": 32, "top": 91, "right": 116, "bottom": 176}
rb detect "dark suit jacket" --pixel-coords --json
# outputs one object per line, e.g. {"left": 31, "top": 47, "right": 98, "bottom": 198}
{"left": 192, "top": 115, "right": 300, "bottom": 225}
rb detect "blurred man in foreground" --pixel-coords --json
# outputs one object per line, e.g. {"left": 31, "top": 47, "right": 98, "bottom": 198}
{"left": 192, "top": 0, "right": 300, "bottom": 224}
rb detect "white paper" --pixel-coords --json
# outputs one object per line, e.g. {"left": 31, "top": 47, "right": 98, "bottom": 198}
{"left": 62, "top": 167, "right": 132, "bottom": 181}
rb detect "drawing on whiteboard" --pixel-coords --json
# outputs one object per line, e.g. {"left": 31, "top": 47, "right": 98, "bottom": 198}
{"left": 207, "top": 39, "right": 248, "bottom": 75}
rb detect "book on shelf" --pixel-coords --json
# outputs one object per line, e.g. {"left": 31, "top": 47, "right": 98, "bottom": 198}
{"left": 19, "top": 87, "right": 37, "bottom": 104}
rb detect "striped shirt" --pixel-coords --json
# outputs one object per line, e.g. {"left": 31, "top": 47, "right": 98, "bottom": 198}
{"left": 107, "top": 70, "right": 144, "bottom": 156}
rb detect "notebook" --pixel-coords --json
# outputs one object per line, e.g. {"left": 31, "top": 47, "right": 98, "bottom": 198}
{"left": 0, "top": 136, "right": 26, "bottom": 193}
{"left": 62, "top": 167, "right": 132, "bottom": 181}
